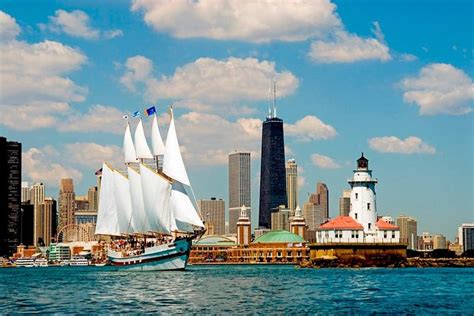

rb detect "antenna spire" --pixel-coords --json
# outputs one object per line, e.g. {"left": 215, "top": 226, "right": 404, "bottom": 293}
{"left": 272, "top": 79, "right": 277, "bottom": 118}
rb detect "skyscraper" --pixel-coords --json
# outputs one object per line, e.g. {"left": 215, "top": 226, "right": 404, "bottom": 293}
{"left": 0, "top": 137, "right": 21, "bottom": 256}
{"left": 339, "top": 189, "right": 351, "bottom": 216}
{"left": 87, "top": 186, "right": 98, "bottom": 211}
{"left": 286, "top": 159, "right": 298, "bottom": 212}
{"left": 316, "top": 182, "right": 329, "bottom": 219}
{"left": 397, "top": 215, "right": 418, "bottom": 250}
{"left": 228, "top": 152, "right": 251, "bottom": 234}
{"left": 198, "top": 198, "right": 225, "bottom": 236}
{"left": 36, "top": 197, "right": 57, "bottom": 246}
{"left": 258, "top": 88, "right": 287, "bottom": 228}
{"left": 21, "top": 182, "right": 30, "bottom": 203}
{"left": 59, "top": 179, "right": 75, "bottom": 230}
{"left": 30, "top": 182, "right": 45, "bottom": 246}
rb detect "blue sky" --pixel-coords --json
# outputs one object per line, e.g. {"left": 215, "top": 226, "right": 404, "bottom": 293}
{"left": 0, "top": 0, "right": 472, "bottom": 239}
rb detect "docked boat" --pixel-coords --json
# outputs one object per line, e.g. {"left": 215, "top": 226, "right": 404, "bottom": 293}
{"left": 15, "top": 258, "right": 35, "bottom": 268}
{"left": 95, "top": 107, "right": 205, "bottom": 271}
{"left": 35, "top": 258, "right": 48, "bottom": 267}
{"left": 69, "top": 256, "right": 89, "bottom": 266}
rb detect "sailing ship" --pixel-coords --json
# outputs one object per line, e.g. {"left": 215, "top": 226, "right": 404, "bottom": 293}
{"left": 95, "top": 107, "right": 205, "bottom": 271}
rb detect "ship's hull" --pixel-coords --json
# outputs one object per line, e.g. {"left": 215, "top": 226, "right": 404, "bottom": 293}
{"left": 108, "top": 237, "right": 192, "bottom": 271}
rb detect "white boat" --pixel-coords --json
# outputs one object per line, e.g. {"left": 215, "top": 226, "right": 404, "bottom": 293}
{"left": 35, "top": 258, "right": 48, "bottom": 267}
{"left": 95, "top": 107, "right": 205, "bottom": 271}
{"left": 15, "top": 257, "right": 35, "bottom": 268}
{"left": 94, "top": 263, "right": 107, "bottom": 267}
{"left": 69, "top": 256, "right": 89, "bottom": 266}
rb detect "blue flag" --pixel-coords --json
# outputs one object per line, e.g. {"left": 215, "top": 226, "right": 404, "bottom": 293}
{"left": 146, "top": 106, "right": 156, "bottom": 116}
{"left": 132, "top": 111, "right": 141, "bottom": 118}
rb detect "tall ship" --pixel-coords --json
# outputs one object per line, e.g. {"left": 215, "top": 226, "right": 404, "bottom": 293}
{"left": 95, "top": 107, "right": 205, "bottom": 271}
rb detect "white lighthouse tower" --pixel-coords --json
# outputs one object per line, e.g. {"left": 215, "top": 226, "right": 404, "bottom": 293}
{"left": 348, "top": 153, "right": 378, "bottom": 241}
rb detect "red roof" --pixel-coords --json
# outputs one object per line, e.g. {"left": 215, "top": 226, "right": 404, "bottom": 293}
{"left": 376, "top": 219, "right": 399, "bottom": 230}
{"left": 319, "top": 216, "right": 363, "bottom": 230}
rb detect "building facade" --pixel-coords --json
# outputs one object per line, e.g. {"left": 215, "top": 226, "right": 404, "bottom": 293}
{"left": 198, "top": 198, "right": 226, "bottom": 236}
{"left": 339, "top": 189, "right": 351, "bottom": 216}
{"left": 286, "top": 159, "right": 298, "bottom": 212}
{"left": 271, "top": 206, "right": 291, "bottom": 231}
{"left": 397, "top": 215, "right": 418, "bottom": 250}
{"left": 0, "top": 137, "right": 22, "bottom": 256}
{"left": 30, "top": 182, "right": 45, "bottom": 246}
{"left": 36, "top": 197, "right": 57, "bottom": 246}
{"left": 87, "top": 186, "right": 98, "bottom": 211}
{"left": 228, "top": 152, "right": 251, "bottom": 234}
{"left": 259, "top": 115, "right": 287, "bottom": 229}
{"left": 59, "top": 179, "right": 76, "bottom": 230}
{"left": 459, "top": 223, "right": 474, "bottom": 253}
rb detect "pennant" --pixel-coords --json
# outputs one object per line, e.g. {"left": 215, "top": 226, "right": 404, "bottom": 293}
{"left": 132, "top": 111, "right": 141, "bottom": 118}
{"left": 146, "top": 106, "right": 156, "bottom": 116}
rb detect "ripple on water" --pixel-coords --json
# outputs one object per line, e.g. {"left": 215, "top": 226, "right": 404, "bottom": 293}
{"left": 0, "top": 266, "right": 473, "bottom": 313}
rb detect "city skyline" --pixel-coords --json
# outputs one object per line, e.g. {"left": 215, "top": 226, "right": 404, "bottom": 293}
{"left": 0, "top": 1, "right": 472, "bottom": 239}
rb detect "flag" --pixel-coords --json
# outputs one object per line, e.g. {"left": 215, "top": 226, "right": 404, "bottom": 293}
{"left": 132, "top": 111, "right": 141, "bottom": 118}
{"left": 146, "top": 106, "right": 156, "bottom": 116}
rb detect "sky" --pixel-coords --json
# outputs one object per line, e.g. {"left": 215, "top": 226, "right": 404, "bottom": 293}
{"left": 0, "top": 0, "right": 472, "bottom": 239}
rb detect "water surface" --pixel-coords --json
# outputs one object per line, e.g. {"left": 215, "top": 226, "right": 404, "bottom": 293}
{"left": 1, "top": 265, "right": 472, "bottom": 314}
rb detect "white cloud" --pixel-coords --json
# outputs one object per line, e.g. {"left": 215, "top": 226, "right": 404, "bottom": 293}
{"left": 173, "top": 112, "right": 261, "bottom": 166}
{"left": 311, "top": 153, "right": 341, "bottom": 169}
{"left": 401, "top": 63, "right": 473, "bottom": 115}
{"left": 58, "top": 104, "right": 126, "bottom": 134}
{"left": 400, "top": 53, "right": 417, "bottom": 62}
{"left": 0, "top": 10, "right": 20, "bottom": 41}
{"left": 0, "top": 11, "right": 89, "bottom": 131}
{"left": 40, "top": 9, "right": 122, "bottom": 40}
{"left": 23, "top": 146, "right": 83, "bottom": 187}
{"left": 65, "top": 142, "right": 123, "bottom": 168}
{"left": 368, "top": 136, "right": 436, "bottom": 154}
{"left": 120, "top": 55, "right": 153, "bottom": 91}
{"left": 297, "top": 166, "right": 306, "bottom": 189}
{"left": 121, "top": 56, "right": 299, "bottom": 105}
{"left": 0, "top": 102, "right": 71, "bottom": 131}
{"left": 131, "top": 0, "right": 341, "bottom": 43}
{"left": 309, "top": 27, "right": 391, "bottom": 63}
{"left": 285, "top": 115, "right": 337, "bottom": 141}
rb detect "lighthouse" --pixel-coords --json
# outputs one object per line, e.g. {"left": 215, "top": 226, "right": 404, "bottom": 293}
{"left": 348, "top": 153, "right": 378, "bottom": 240}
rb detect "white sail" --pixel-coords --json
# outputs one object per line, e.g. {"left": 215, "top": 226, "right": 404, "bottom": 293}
{"left": 134, "top": 119, "right": 153, "bottom": 159}
{"left": 127, "top": 166, "right": 148, "bottom": 233}
{"left": 95, "top": 163, "right": 120, "bottom": 236}
{"left": 151, "top": 114, "right": 165, "bottom": 156}
{"left": 170, "top": 180, "right": 205, "bottom": 230}
{"left": 123, "top": 123, "right": 138, "bottom": 163}
{"left": 140, "top": 163, "right": 174, "bottom": 234}
{"left": 113, "top": 170, "right": 134, "bottom": 234}
{"left": 163, "top": 108, "right": 190, "bottom": 186}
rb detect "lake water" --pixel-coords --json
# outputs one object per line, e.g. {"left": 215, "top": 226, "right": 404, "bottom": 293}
{"left": 1, "top": 265, "right": 473, "bottom": 314}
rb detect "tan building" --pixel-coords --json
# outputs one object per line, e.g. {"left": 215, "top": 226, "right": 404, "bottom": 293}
{"left": 433, "top": 234, "right": 447, "bottom": 249}
{"left": 271, "top": 206, "right": 291, "bottom": 231}
{"left": 286, "top": 159, "right": 298, "bottom": 212}
{"left": 339, "top": 189, "right": 351, "bottom": 216}
{"left": 397, "top": 215, "right": 417, "bottom": 250}
{"left": 36, "top": 197, "right": 56, "bottom": 246}
{"left": 75, "top": 195, "right": 89, "bottom": 211}
{"left": 30, "top": 182, "right": 45, "bottom": 246}
{"left": 303, "top": 202, "right": 325, "bottom": 231}
{"left": 228, "top": 152, "right": 251, "bottom": 234}
{"left": 190, "top": 231, "right": 309, "bottom": 264}
{"left": 237, "top": 206, "right": 251, "bottom": 245}
{"left": 198, "top": 198, "right": 226, "bottom": 236}
{"left": 59, "top": 179, "right": 76, "bottom": 230}
{"left": 87, "top": 186, "right": 98, "bottom": 211}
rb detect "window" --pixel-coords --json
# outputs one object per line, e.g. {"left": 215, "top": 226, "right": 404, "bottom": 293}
{"left": 392, "top": 231, "right": 396, "bottom": 238}
{"left": 355, "top": 193, "right": 358, "bottom": 200}
{"left": 367, "top": 203, "right": 371, "bottom": 210}
{"left": 355, "top": 213, "right": 358, "bottom": 219}
{"left": 384, "top": 231, "right": 387, "bottom": 238}
{"left": 368, "top": 223, "right": 371, "bottom": 229}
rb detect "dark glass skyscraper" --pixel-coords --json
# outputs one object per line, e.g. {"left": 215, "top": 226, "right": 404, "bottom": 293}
{"left": 258, "top": 117, "right": 287, "bottom": 228}
{"left": 0, "top": 136, "right": 22, "bottom": 256}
